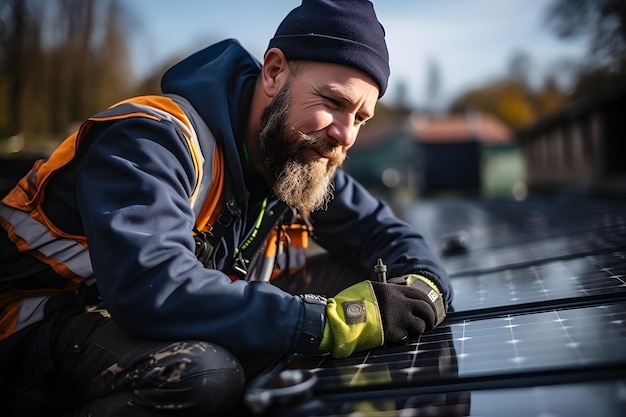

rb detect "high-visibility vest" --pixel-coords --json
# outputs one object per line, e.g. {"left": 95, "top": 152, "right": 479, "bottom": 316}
{"left": 0, "top": 94, "right": 312, "bottom": 341}
{"left": 251, "top": 210, "right": 312, "bottom": 282}
{"left": 0, "top": 94, "right": 224, "bottom": 340}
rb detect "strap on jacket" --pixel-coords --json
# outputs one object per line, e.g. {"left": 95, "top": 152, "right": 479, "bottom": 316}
{"left": 229, "top": 200, "right": 290, "bottom": 281}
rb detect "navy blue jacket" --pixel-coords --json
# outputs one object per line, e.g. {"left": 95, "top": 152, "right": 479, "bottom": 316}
{"left": 11, "top": 40, "right": 452, "bottom": 355}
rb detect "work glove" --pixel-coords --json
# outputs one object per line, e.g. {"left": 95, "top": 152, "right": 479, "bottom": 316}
{"left": 319, "top": 274, "right": 446, "bottom": 359}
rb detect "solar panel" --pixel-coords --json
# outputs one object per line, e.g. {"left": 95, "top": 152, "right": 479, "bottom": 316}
{"left": 246, "top": 302, "right": 626, "bottom": 415}
{"left": 244, "top": 198, "right": 626, "bottom": 416}
{"left": 252, "top": 302, "right": 625, "bottom": 389}
{"left": 441, "top": 223, "right": 626, "bottom": 276}
{"left": 403, "top": 199, "right": 626, "bottom": 276}
{"left": 451, "top": 252, "right": 626, "bottom": 312}
{"left": 403, "top": 198, "right": 626, "bottom": 252}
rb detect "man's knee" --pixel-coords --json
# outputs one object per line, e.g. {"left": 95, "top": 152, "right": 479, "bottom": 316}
{"left": 124, "top": 341, "right": 245, "bottom": 415}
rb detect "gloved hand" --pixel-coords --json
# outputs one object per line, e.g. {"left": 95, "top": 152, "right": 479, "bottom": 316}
{"left": 387, "top": 274, "right": 446, "bottom": 326}
{"left": 319, "top": 274, "right": 445, "bottom": 359}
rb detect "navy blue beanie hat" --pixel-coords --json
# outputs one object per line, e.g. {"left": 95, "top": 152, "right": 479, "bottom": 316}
{"left": 267, "top": 0, "right": 390, "bottom": 97}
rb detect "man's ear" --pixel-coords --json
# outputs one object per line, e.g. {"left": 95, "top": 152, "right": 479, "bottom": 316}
{"left": 262, "top": 48, "right": 290, "bottom": 97}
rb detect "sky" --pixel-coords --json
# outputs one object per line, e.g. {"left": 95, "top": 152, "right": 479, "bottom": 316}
{"left": 126, "top": 0, "right": 589, "bottom": 109}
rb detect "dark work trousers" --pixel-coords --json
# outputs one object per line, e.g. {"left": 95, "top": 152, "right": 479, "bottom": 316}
{"left": 0, "top": 253, "right": 366, "bottom": 417}
{"left": 1, "top": 310, "right": 250, "bottom": 417}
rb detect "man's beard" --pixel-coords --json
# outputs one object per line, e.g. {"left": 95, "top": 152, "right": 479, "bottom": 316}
{"left": 258, "top": 83, "right": 345, "bottom": 211}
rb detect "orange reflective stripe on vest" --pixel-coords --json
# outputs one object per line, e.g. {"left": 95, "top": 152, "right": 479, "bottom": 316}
{"left": 0, "top": 95, "right": 223, "bottom": 340}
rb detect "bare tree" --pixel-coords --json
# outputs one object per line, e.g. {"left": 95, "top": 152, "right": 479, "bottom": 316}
{"left": 545, "top": 0, "right": 626, "bottom": 71}
{"left": 95, "top": 0, "right": 133, "bottom": 110}
{"left": 507, "top": 50, "right": 533, "bottom": 88}
{"left": 424, "top": 58, "right": 442, "bottom": 114}
{"left": 0, "top": 0, "right": 134, "bottom": 147}
{"left": 0, "top": 0, "right": 44, "bottom": 138}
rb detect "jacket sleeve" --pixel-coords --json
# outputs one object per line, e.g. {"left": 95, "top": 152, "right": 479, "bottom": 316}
{"left": 310, "top": 169, "right": 453, "bottom": 307}
{"left": 75, "top": 117, "right": 313, "bottom": 355}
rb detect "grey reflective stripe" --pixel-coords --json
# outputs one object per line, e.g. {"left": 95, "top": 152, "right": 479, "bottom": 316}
{"left": 95, "top": 98, "right": 216, "bottom": 215}
{"left": 0, "top": 98, "right": 215, "bottom": 283}
{"left": 0, "top": 203, "right": 93, "bottom": 278}
{"left": 15, "top": 296, "right": 48, "bottom": 333}
{"left": 166, "top": 94, "right": 217, "bottom": 217}
{"left": 97, "top": 101, "right": 207, "bottom": 209}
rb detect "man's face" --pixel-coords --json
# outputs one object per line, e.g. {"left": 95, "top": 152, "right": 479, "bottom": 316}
{"left": 258, "top": 82, "right": 342, "bottom": 211}
{"left": 258, "top": 61, "right": 379, "bottom": 211}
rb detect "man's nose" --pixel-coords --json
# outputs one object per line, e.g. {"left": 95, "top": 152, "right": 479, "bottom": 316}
{"left": 327, "top": 114, "right": 357, "bottom": 148}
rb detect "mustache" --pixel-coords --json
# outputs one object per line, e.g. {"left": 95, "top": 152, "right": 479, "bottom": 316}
{"left": 291, "top": 128, "right": 345, "bottom": 165}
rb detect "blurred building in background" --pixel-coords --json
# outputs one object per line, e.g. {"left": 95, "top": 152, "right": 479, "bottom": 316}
{"left": 409, "top": 113, "right": 518, "bottom": 197}
{"left": 347, "top": 79, "right": 626, "bottom": 201}
{"left": 516, "top": 81, "right": 626, "bottom": 197}
{"left": 345, "top": 112, "right": 522, "bottom": 200}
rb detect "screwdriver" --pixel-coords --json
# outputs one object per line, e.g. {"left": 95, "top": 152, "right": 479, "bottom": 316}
{"left": 374, "top": 258, "right": 387, "bottom": 283}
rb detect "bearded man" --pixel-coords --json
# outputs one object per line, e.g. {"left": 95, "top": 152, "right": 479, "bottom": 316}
{"left": 0, "top": 1, "right": 452, "bottom": 416}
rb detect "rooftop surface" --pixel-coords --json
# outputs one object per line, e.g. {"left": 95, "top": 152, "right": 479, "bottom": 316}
{"left": 245, "top": 193, "right": 626, "bottom": 416}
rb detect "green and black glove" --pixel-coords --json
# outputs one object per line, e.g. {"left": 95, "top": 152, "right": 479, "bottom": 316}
{"left": 319, "top": 274, "right": 446, "bottom": 359}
